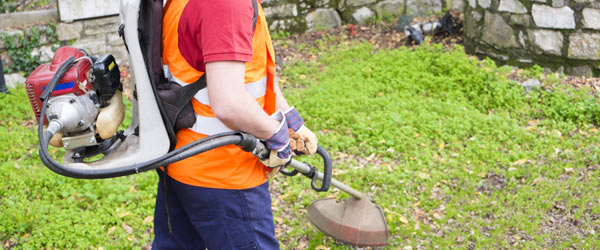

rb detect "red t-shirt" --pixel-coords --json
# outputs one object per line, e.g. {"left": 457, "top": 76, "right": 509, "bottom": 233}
{"left": 167, "top": 0, "right": 255, "bottom": 72}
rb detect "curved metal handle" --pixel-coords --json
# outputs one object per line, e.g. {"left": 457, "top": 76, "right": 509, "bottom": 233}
{"left": 311, "top": 146, "right": 332, "bottom": 192}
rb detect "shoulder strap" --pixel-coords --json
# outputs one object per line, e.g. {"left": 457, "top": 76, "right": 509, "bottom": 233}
{"left": 173, "top": 74, "right": 206, "bottom": 108}
{"left": 252, "top": 0, "right": 258, "bottom": 31}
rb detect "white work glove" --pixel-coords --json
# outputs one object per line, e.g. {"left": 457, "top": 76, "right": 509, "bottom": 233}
{"left": 260, "top": 110, "right": 292, "bottom": 178}
{"left": 284, "top": 107, "right": 318, "bottom": 155}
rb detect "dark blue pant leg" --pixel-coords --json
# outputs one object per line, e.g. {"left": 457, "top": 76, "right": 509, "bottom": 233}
{"left": 167, "top": 177, "right": 280, "bottom": 250}
{"left": 239, "top": 182, "right": 279, "bottom": 250}
{"left": 153, "top": 170, "right": 206, "bottom": 250}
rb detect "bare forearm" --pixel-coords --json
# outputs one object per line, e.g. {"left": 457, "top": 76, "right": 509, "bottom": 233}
{"left": 219, "top": 94, "right": 278, "bottom": 139}
{"left": 206, "top": 61, "right": 279, "bottom": 139}
{"left": 274, "top": 80, "right": 290, "bottom": 111}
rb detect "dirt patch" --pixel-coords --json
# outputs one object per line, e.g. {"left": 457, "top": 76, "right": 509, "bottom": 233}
{"left": 538, "top": 202, "right": 599, "bottom": 248}
{"left": 478, "top": 171, "right": 507, "bottom": 193}
{"left": 559, "top": 76, "right": 600, "bottom": 94}
{"left": 507, "top": 70, "right": 600, "bottom": 96}
{"left": 272, "top": 13, "right": 464, "bottom": 75}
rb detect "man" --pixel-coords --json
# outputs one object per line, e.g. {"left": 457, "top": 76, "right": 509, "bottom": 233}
{"left": 154, "top": 0, "right": 318, "bottom": 249}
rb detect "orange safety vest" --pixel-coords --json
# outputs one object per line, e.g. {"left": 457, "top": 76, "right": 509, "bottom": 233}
{"left": 162, "top": 0, "right": 276, "bottom": 189}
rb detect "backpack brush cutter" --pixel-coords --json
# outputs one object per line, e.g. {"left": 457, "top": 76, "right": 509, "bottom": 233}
{"left": 25, "top": 0, "right": 389, "bottom": 246}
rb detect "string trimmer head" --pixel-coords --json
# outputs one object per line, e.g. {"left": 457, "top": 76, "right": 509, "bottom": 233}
{"left": 308, "top": 197, "right": 389, "bottom": 246}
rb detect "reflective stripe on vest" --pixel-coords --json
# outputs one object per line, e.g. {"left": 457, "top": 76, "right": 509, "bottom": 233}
{"left": 191, "top": 114, "right": 232, "bottom": 135}
{"left": 163, "top": 65, "right": 268, "bottom": 135}
{"left": 191, "top": 77, "right": 266, "bottom": 105}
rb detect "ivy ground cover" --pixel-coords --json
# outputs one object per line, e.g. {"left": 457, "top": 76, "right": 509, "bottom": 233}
{"left": 1, "top": 40, "right": 599, "bottom": 249}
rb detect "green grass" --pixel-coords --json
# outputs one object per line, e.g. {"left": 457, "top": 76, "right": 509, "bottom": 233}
{"left": 1, "top": 40, "right": 600, "bottom": 249}
{"left": 275, "top": 42, "right": 600, "bottom": 249}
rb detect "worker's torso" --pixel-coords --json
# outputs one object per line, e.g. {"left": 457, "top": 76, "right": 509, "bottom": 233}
{"left": 162, "top": 0, "right": 276, "bottom": 189}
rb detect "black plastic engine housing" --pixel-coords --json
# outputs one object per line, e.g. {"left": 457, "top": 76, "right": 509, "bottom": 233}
{"left": 92, "top": 55, "right": 122, "bottom": 107}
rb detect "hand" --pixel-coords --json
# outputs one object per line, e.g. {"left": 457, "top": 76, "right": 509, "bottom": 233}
{"left": 260, "top": 150, "right": 290, "bottom": 169}
{"left": 284, "top": 107, "right": 318, "bottom": 155}
{"left": 259, "top": 110, "right": 292, "bottom": 169}
{"left": 289, "top": 126, "right": 317, "bottom": 155}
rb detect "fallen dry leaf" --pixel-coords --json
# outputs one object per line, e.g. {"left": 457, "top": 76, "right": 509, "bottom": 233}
{"left": 511, "top": 159, "right": 527, "bottom": 165}
{"left": 143, "top": 216, "right": 153, "bottom": 224}
{"left": 107, "top": 226, "right": 117, "bottom": 236}
{"left": 118, "top": 211, "right": 131, "bottom": 218}
{"left": 122, "top": 222, "right": 134, "bottom": 234}
{"left": 399, "top": 215, "right": 409, "bottom": 224}
{"left": 464, "top": 167, "right": 473, "bottom": 174}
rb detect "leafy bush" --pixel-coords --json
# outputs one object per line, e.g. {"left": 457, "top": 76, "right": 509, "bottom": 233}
{"left": 0, "top": 26, "right": 58, "bottom": 75}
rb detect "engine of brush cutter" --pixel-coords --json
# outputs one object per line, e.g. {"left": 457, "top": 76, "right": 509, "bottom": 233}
{"left": 26, "top": 47, "right": 125, "bottom": 160}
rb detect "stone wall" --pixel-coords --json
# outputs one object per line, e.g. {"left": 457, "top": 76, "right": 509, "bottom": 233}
{"left": 56, "top": 15, "right": 128, "bottom": 66}
{"left": 263, "top": 0, "right": 455, "bottom": 32}
{"left": 463, "top": 0, "right": 600, "bottom": 77}
{"left": 57, "top": 0, "right": 120, "bottom": 22}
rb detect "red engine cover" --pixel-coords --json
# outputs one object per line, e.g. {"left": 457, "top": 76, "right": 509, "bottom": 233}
{"left": 26, "top": 47, "right": 92, "bottom": 124}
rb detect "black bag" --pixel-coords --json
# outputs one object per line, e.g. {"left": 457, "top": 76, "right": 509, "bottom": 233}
{"left": 156, "top": 75, "right": 206, "bottom": 132}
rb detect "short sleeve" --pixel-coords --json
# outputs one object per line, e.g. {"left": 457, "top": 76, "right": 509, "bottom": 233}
{"left": 176, "top": 0, "right": 255, "bottom": 72}
{"left": 193, "top": 0, "right": 254, "bottom": 63}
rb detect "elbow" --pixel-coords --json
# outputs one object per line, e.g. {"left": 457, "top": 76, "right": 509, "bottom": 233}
{"left": 211, "top": 100, "right": 239, "bottom": 125}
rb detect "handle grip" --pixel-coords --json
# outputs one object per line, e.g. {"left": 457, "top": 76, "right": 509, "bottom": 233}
{"left": 311, "top": 146, "right": 332, "bottom": 192}
{"left": 250, "top": 139, "right": 332, "bottom": 192}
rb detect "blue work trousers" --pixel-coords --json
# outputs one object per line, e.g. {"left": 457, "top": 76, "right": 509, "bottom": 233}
{"left": 152, "top": 170, "right": 280, "bottom": 250}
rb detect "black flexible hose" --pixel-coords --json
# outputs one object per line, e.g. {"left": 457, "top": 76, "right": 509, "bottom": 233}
{"left": 40, "top": 131, "right": 253, "bottom": 179}
{"left": 37, "top": 58, "right": 260, "bottom": 179}
{"left": 38, "top": 57, "right": 77, "bottom": 177}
